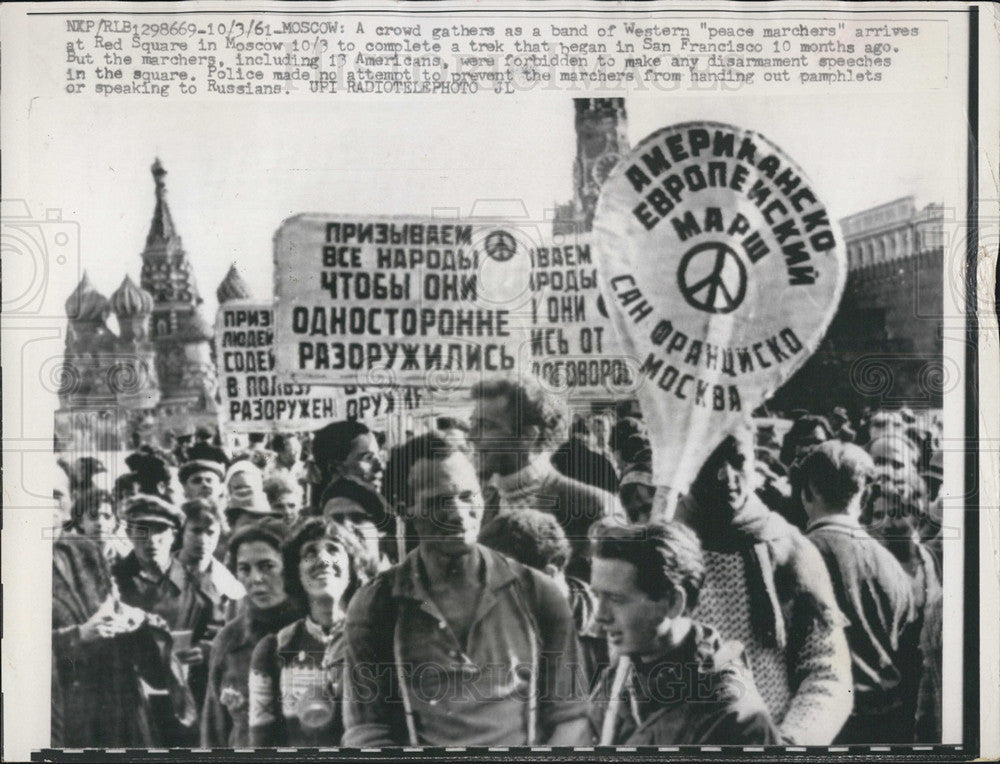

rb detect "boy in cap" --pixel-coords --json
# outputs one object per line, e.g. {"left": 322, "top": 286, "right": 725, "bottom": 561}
{"left": 113, "top": 495, "right": 187, "bottom": 627}
{"left": 113, "top": 496, "right": 230, "bottom": 682}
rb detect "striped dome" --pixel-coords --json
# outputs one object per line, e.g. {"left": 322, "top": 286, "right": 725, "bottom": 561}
{"left": 110, "top": 275, "right": 154, "bottom": 317}
{"left": 216, "top": 263, "right": 251, "bottom": 303}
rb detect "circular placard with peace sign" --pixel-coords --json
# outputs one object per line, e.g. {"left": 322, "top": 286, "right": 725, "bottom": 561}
{"left": 592, "top": 121, "right": 847, "bottom": 494}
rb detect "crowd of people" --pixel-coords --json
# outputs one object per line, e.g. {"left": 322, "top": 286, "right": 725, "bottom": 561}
{"left": 51, "top": 377, "right": 944, "bottom": 748}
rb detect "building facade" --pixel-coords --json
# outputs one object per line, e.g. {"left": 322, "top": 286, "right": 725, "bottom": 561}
{"left": 771, "top": 196, "right": 945, "bottom": 414}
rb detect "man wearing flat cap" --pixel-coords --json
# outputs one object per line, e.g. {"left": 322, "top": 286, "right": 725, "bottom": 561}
{"left": 113, "top": 495, "right": 188, "bottom": 628}
{"left": 180, "top": 459, "right": 227, "bottom": 503}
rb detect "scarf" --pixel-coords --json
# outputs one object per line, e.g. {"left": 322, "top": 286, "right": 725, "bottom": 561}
{"left": 53, "top": 537, "right": 113, "bottom": 630}
{"left": 679, "top": 492, "right": 836, "bottom": 648}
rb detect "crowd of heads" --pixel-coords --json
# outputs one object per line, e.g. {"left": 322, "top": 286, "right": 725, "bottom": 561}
{"left": 56, "top": 389, "right": 945, "bottom": 606}
{"left": 58, "top": 387, "right": 944, "bottom": 616}
{"left": 52, "top": 372, "right": 946, "bottom": 747}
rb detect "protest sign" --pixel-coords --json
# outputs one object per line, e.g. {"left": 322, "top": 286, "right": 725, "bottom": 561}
{"left": 522, "top": 235, "right": 638, "bottom": 398}
{"left": 215, "top": 300, "right": 424, "bottom": 433}
{"left": 272, "top": 215, "right": 635, "bottom": 398}
{"left": 593, "top": 122, "right": 847, "bottom": 496}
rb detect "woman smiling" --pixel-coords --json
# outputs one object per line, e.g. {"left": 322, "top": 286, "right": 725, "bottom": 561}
{"left": 247, "top": 518, "right": 361, "bottom": 745}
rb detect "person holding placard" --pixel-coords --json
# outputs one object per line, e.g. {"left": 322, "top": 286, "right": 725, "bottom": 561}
{"left": 674, "top": 428, "right": 853, "bottom": 745}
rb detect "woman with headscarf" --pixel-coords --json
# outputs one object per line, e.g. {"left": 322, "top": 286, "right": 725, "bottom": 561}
{"left": 201, "top": 519, "right": 302, "bottom": 747}
{"left": 224, "top": 460, "right": 282, "bottom": 539}
{"left": 248, "top": 519, "right": 361, "bottom": 745}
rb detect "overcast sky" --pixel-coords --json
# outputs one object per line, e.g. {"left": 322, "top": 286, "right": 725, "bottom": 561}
{"left": 3, "top": 87, "right": 965, "bottom": 325}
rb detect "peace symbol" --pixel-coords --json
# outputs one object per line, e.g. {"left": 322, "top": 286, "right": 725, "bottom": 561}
{"left": 677, "top": 241, "right": 747, "bottom": 314}
{"left": 484, "top": 230, "right": 517, "bottom": 262}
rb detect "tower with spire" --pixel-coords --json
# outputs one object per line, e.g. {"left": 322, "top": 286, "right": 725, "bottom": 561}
{"left": 553, "top": 98, "right": 630, "bottom": 235}
{"left": 139, "top": 159, "right": 217, "bottom": 418}
{"left": 56, "top": 160, "right": 220, "bottom": 451}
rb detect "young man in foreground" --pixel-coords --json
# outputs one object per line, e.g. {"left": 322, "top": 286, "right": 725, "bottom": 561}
{"left": 588, "top": 520, "right": 779, "bottom": 746}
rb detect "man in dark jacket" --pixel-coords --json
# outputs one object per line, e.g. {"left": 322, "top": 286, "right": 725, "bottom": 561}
{"left": 468, "top": 376, "right": 623, "bottom": 579}
{"left": 587, "top": 520, "right": 778, "bottom": 745}
{"left": 799, "top": 441, "right": 921, "bottom": 744}
{"left": 551, "top": 416, "right": 620, "bottom": 494}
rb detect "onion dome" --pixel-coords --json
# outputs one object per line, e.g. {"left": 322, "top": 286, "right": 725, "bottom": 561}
{"left": 110, "top": 275, "right": 154, "bottom": 318}
{"left": 216, "top": 263, "right": 251, "bottom": 304}
{"left": 65, "top": 272, "right": 110, "bottom": 321}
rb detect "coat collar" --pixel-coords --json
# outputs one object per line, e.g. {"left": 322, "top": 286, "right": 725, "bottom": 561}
{"left": 805, "top": 513, "right": 863, "bottom": 535}
{"left": 172, "top": 554, "right": 246, "bottom": 602}
{"left": 390, "top": 545, "right": 523, "bottom": 650}
{"left": 166, "top": 556, "right": 189, "bottom": 592}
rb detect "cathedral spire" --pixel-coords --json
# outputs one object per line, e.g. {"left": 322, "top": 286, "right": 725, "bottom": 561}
{"left": 553, "top": 98, "right": 629, "bottom": 235}
{"left": 147, "top": 157, "right": 179, "bottom": 248}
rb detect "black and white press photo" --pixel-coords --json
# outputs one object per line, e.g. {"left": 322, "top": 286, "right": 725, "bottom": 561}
{"left": 1, "top": 1, "right": 997, "bottom": 760}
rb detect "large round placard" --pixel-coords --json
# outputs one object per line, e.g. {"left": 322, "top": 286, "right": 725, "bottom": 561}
{"left": 593, "top": 121, "right": 847, "bottom": 499}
